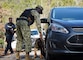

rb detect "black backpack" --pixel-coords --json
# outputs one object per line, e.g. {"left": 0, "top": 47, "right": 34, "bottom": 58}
{"left": 20, "top": 9, "right": 35, "bottom": 26}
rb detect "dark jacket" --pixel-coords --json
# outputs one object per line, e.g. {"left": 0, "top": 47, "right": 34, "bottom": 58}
{"left": 5, "top": 22, "right": 16, "bottom": 36}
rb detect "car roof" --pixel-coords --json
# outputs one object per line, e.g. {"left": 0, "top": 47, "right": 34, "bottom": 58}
{"left": 52, "top": 6, "right": 83, "bottom": 8}
{"left": 31, "top": 29, "right": 38, "bottom": 31}
{"left": 51, "top": 6, "right": 83, "bottom": 12}
{"left": 52, "top": 6, "right": 83, "bottom": 11}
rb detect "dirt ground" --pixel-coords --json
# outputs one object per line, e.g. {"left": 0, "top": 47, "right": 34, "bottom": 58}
{"left": 0, "top": 48, "right": 4, "bottom": 56}
{"left": 0, "top": 48, "right": 45, "bottom": 60}
{"left": 0, "top": 48, "right": 14, "bottom": 56}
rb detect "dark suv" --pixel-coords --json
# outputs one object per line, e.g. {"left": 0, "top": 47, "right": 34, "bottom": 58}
{"left": 45, "top": 7, "right": 83, "bottom": 60}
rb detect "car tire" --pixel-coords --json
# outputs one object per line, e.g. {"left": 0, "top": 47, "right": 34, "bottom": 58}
{"left": 45, "top": 50, "right": 52, "bottom": 60}
{"left": 45, "top": 42, "right": 52, "bottom": 60}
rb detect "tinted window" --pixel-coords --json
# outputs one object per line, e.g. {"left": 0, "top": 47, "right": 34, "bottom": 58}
{"left": 51, "top": 8, "right": 83, "bottom": 20}
{"left": 31, "top": 30, "right": 38, "bottom": 35}
{"left": 43, "top": 32, "right": 46, "bottom": 36}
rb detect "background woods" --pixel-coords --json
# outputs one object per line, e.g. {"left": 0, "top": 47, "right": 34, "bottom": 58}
{"left": 0, "top": 0, "right": 83, "bottom": 23}
{"left": 0, "top": 0, "right": 83, "bottom": 48}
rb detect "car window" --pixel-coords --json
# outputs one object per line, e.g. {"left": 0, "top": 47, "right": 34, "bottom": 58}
{"left": 31, "top": 30, "right": 38, "bottom": 35}
{"left": 51, "top": 8, "right": 83, "bottom": 20}
{"left": 43, "top": 32, "right": 46, "bottom": 36}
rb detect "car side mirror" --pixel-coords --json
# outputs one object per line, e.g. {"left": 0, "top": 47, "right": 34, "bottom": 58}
{"left": 41, "top": 18, "right": 49, "bottom": 24}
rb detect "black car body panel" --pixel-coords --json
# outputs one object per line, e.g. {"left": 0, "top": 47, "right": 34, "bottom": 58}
{"left": 45, "top": 7, "right": 83, "bottom": 59}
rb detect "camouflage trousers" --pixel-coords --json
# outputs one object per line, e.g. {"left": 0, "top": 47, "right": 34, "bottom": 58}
{"left": 16, "top": 20, "right": 32, "bottom": 53}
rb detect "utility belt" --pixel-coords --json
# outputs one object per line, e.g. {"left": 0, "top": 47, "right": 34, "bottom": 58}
{"left": 16, "top": 17, "right": 34, "bottom": 26}
{"left": 16, "top": 17, "right": 28, "bottom": 22}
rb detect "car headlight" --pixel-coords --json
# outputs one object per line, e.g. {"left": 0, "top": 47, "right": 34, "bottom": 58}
{"left": 51, "top": 23, "right": 69, "bottom": 34}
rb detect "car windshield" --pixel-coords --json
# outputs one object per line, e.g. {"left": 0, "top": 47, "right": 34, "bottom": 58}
{"left": 43, "top": 32, "right": 45, "bottom": 35}
{"left": 51, "top": 8, "right": 83, "bottom": 20}
{"left": 31, "top": 30, "right": 38, "bottom": 35}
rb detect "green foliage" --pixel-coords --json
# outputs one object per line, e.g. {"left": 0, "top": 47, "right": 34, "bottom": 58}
{"left": 0, "top": 38, "right": 4, "bottom": 48}
{"left": 0, "top": 30, "right": 4, "bottom": 38}
{"left": 0, "top": 0, "right": 83, "bottom": 24}
{"left": 2, "top": 2, "right": 10, "bottom": 9}
{"left": 0, "top": 38, "right": 4, "bottom": 44}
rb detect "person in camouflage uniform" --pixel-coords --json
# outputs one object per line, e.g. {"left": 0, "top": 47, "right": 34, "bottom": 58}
{"left": 16, "top": 5, "right": 43, "bottom": 60}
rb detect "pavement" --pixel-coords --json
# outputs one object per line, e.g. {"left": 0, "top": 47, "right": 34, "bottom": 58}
{"left": 0, "top": 49, "right": 45, "bottom": 60}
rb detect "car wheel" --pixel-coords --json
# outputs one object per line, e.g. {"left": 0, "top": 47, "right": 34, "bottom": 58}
{"left": 45, "top": 42, "right": 52, "bottom": 60}
{"left": 45, "top": 50, "right": 51, "bottom": 60}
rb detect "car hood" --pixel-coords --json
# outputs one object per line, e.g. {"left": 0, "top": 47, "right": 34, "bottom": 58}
{"left": 31, "top": 35, "right": 40, "bottom": 39}
{"left": 52, "top": 19, "right": 83, "bottom": 27}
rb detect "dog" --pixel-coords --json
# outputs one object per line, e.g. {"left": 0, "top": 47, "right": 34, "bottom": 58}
{"left": 34, "top": 38, "right": 45, "bottom": 59}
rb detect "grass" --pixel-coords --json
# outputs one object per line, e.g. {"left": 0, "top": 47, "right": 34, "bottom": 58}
{"left": 0, "top": 38, "right": 4, "bottom": 44}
